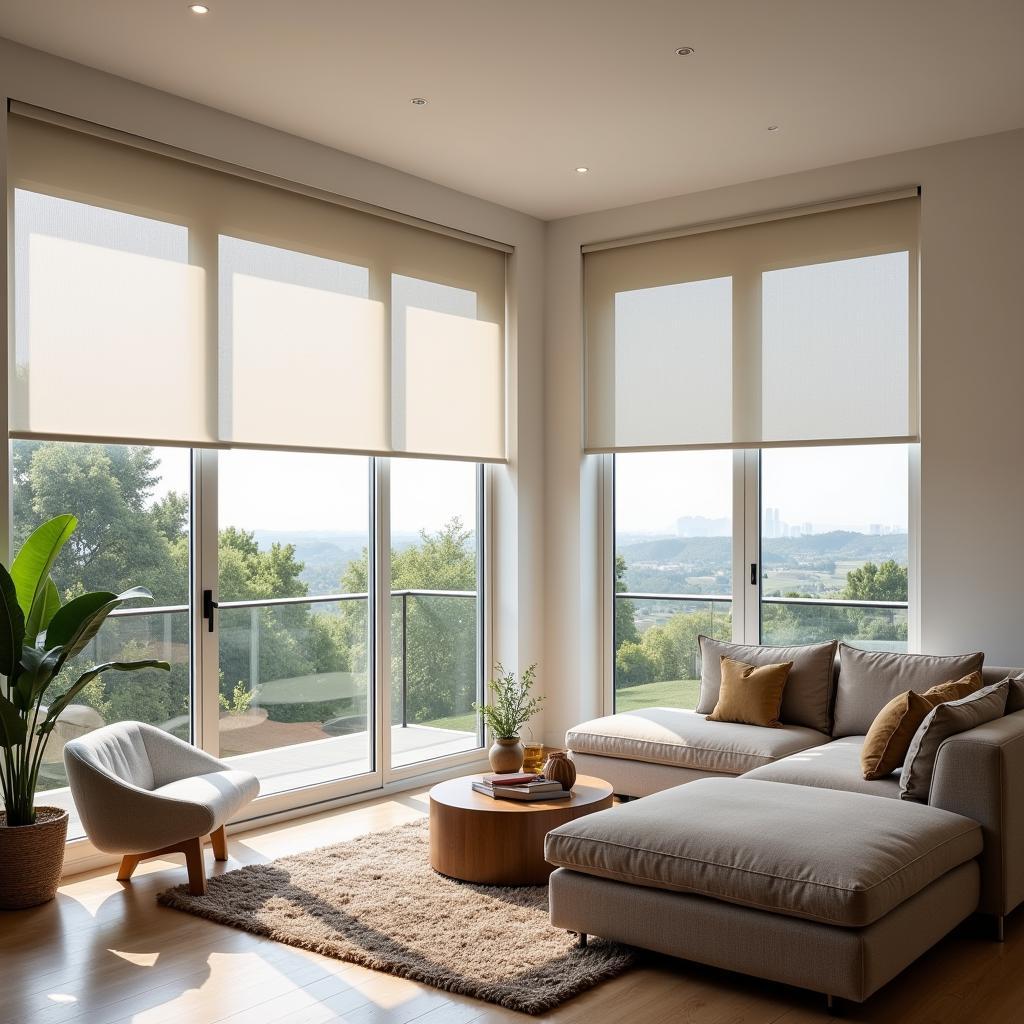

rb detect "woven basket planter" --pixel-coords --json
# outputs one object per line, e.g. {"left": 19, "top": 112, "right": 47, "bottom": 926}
{"left": 0, "top": 806, "right": 69, "bottom": 910}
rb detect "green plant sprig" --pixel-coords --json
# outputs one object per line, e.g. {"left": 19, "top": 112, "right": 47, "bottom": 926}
{"left": 472, "top": 663, "right": 543, "bottom": 739}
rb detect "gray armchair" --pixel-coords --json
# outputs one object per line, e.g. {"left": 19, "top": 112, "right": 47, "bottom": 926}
{"left": 64, "top": 721, "right": 260, "bottom": 894}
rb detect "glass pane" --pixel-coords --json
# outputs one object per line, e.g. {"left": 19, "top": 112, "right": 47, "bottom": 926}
{"left": 390, "top": 458, "right": 481, "bottom": 767}
{"left": 10, "top": 441, "right": 191, "bottom": 840}
{"left": 760, "top": 445, "right": 910, "bottom": 650}
{"left": 614, "top": 451, "right": 733, "bottom": 711}
{"left": 218, "top": 450, "right": 372, "bottom": 795}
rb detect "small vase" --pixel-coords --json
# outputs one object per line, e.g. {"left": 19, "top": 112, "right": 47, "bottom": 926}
{"left": 543, "top": 750, "right": 577, "bottom": 791}
{"left": 489, "top": 736, "right": 525, "bottom": 773}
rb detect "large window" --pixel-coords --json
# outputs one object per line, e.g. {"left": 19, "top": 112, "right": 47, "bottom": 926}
{"left": 612, "top": 445, "right": 912, "bottom": 712}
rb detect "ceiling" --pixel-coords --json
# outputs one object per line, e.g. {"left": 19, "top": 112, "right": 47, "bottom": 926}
{"left": 1, "top": 0, "right": 1023, "bottom": 220}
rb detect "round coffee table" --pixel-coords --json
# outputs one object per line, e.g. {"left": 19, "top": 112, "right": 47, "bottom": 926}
{"left": 428, "top": 773, "right": 613, "bottom": 886}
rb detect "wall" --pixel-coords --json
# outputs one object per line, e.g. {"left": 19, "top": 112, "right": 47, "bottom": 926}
{"left": 543, "top": 128, "right": 1024, "bottom": 745}
{"left": 0, "top": 36, "right": 547, "bottom": 728}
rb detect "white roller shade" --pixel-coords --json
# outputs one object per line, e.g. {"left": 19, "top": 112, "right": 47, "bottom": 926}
{"left": 8, "top": 111, "right": 508, "bottom": 461}
{"left": 584, "top": 194, "right": 919, "bottom": 452}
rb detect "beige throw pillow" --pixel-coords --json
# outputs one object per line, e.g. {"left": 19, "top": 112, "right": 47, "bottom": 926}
{"left": 706, "top": 656, "right": 793, "bottom": 728}
{"left": 900, "top": 680, "right": 1010, "bottom": 801}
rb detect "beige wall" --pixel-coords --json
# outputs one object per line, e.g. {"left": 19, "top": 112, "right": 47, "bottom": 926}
{"left": 0, "top": 37, "right": 547, "bottom": 723}
{"left": 543, "top": 128, "right": 1024, "bottom": 745}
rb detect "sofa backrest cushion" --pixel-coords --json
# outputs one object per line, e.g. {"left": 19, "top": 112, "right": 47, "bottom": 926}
{"left": 901, "top": 679, "right": 1010, "bottom": 802}
{"left": 832, "top": 645, "right": 984, "bottom": 738}
{"left": 697, "top": 636, "right": 837, "bottom": 732}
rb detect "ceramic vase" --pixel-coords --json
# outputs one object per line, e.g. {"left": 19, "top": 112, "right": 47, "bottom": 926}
{"left": 489, "top": 736, "right": 525, "bottom": 773}
{"left": 543, "top": 750, "right": 577, "bottom": 791}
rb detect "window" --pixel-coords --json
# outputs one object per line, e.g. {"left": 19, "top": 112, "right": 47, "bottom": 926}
{"left": 760, "top": 445, "right": 910, "bottom": 650}
{"left": 390, "top": 458, "right": 484, "bottom": 767}
{"left": 8, "top": 111, "right": 503, "bottom": 848}
{"left": 613, "top": 451, "right": 733, "bottom": 711}
{"left": 10, "top": 441, "right": 192, "bottom": 840}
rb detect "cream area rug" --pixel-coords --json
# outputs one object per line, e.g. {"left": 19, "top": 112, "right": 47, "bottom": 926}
{"left": 157, "top": 819, "right": 634, "bottom": 1015}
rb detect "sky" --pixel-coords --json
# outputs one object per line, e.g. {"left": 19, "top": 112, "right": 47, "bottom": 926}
{"left": 615, "top": 443, "right": 910, "bottom": 536}
{"left": 152, "top": 448, "right": 477, "bottom": 536}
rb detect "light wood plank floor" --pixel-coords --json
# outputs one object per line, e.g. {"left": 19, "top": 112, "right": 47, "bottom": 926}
{"left": 1, "top": 787, "right": 1021, "bottom": 1024}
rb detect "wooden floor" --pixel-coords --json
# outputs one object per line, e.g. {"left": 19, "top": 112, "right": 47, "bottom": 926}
{"left": 1, "top": 788, "right": 1022, "bottom": 1024}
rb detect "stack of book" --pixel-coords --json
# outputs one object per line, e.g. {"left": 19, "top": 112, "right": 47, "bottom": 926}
{"left": 471, "top": 772, "right": 570, "bottom": 801}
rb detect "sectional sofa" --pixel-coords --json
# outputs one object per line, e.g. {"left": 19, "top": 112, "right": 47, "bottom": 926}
{"left": 546, "top": 639, "right": 1024, "bottom": 1007}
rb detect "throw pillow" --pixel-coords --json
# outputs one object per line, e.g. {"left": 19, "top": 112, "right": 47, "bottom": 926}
{"left": 832, "top": 646, "right": 984, "bottom": 737}
{"left": 1006, "top": 673, "right": 1024, "bottom": 714}
{"left": 900, "top": 680, "right": 1011, "bottom": 802}
{"left": 706, "top": 656, "right": 793, "bottom": 728}
{"left": 860, "top": 671, "right": 986, "bottom": 780}
{"left": 696, "top": 637, "right": 836, "bottom": 733}
{"left": 861, "top": 690, "right": 935, "bottom": 780}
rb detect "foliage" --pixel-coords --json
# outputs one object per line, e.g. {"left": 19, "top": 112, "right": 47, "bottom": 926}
{"left": 0, "top": 516, "right": 168, "bottom": 826}
{"left": 473, "top": 663, "right": 544, "bottom": 739}
{"left": 842, "top": 560, "right": 908, "bottom": 602}
{"left": 614, "top": 554, "right": 638, "bottom": 651}
{"left": 219, "top": 680, "right": 254, "bottom": 716}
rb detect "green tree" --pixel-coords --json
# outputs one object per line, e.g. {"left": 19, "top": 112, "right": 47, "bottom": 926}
{"left": 843, "top": 560, "right": 908, "bottom": 602}
{"left": 614, "top": 554, "right": 638, "bottom": 651}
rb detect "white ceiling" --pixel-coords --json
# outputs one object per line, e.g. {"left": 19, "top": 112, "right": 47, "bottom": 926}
{"left": 1, "top": 1, "right": 1023, "bottom": 220}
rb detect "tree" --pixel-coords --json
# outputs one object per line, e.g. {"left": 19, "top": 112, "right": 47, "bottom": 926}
{"left": 842, "top": 560, "right": 908, "bottom": 602}
{"left": 614, "top": 554, "right": 638, "bottom": 651}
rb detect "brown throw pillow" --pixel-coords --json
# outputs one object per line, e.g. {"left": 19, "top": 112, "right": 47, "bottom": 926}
{"left": 924, "top": 670, "right": 983, "bottom": 704}
{"left": 861, "top": 690, "right": 934, "bottom": 780}
{"left": 860, "top": 672, "right": 985, "bottom": 780}
{"left": 706, "top": 656, "right": 793, "bottom": 728}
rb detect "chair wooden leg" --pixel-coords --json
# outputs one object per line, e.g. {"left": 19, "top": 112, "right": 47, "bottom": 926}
{"left": 210, "top": 824, "right": 228, "bottom": 862}
{"left": 116, "top": 854, "right": 142, "bottom": 882}
{"left": 182, "top": 836, "right": 207, "bottom": 896}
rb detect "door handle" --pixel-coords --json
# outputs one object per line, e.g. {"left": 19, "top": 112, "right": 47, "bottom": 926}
{"left": 750, "top": 563, "right": 758, "bottom": 586}
{"left": 202, "top": 589, "right": 219, "bottom": 633}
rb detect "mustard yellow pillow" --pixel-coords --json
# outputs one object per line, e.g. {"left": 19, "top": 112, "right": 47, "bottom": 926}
{"left": 861, "top": 690, "right": 934, "bottom": 780}
{"left": 706, "top": 656, "right": 793, "bottom": 728}
{"left": 924, "top": 670, "right": 984, "bottom": 705}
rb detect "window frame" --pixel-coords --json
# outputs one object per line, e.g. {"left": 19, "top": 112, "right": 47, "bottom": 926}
{"left": 603, "top": 448, "right": 918, "bottom": 715}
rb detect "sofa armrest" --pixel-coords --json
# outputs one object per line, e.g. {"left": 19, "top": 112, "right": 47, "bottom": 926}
{"left": 928, "top": 709, "right": 1024, "bottom": 916}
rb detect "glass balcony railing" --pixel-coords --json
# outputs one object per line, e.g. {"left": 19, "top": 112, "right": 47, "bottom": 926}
{"left": 38, "top": 589, "right": 481, "bottom": 800}
{"left": 613, "top": 591, "right": 909, "bottom": 712}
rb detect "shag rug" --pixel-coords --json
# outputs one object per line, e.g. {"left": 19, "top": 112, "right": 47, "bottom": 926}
{"left": 157, "top": 819, "right": 634, "bottom": 1015}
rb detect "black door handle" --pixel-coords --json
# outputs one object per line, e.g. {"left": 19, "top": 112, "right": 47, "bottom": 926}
{"left": 750, "top": 563, "right": 758, "bottom": 585}
{"left": 202, "top": 589, "right": 219, "bottom": 632}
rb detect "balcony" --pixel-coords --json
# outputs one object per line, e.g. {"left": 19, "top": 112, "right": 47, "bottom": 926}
{"left": 614, "top": 591, "right": 908, "bottom": 712}
{"left": 38, "top": 590, "right": 481, "bottom": 840}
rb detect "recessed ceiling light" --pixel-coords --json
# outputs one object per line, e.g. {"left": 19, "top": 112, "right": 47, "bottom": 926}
{"left": 410, "top": 97, "right": 428, "bottom": 106}
{"left": 767, "top": 124, "right": 780, "bottom": 132}
{"left": 575, "top": 166, "right": 590, "bottom": 174}
{"left": 675, "top": 46, "right": 695, "bottom": 56}
{"left": 189, "top": 3, "right": 210, "bottom": 12}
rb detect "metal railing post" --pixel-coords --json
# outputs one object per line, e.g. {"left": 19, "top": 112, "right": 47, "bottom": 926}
{"left": 401, "top": 593, "right": 408, "bottom": 729}
{"left": 249, "top": 605, "right": 260, "bottom": 695}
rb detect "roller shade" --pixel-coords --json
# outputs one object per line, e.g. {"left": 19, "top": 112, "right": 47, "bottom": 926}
{"left": 584, "top": 194, "right": 919, "bottom": 452}
{"left": 8, "top": 112, "right": 507, "bottom": 461}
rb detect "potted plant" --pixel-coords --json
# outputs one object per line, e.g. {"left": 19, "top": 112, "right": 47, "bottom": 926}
{"left": 0, "top": 515, "right": 169, "bottom": 909}
{"left": 473, "top": 663, "right": 544, "bottom": 773}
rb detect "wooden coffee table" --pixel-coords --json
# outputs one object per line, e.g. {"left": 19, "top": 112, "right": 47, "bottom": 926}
{"left": 428, "top": 773, "right": 613, "bottom": 886}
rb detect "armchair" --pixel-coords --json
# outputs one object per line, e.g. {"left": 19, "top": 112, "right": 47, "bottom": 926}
{"left": 64, "top": 721, "right": 260, "bottom": 894}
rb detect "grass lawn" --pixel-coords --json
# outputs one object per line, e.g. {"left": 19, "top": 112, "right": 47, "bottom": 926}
{"left": 417, "top": 710, "right": 479, "bottom": 733}
{"left": 614, "top": 678, "right": 700, "bottom": 712}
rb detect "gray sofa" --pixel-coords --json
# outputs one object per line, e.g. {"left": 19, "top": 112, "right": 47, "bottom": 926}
{"left": 549, "top": 640, "right": 1024, "bottom": 1006}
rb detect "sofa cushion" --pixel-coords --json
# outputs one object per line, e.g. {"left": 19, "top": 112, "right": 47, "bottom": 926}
{"left": 900, "top": 679, "right": 1010, "bottom": 802}
{"left": 832, "top": 646, "right": 984, "bottom": 738}
{"left": 696, "top": 637, "right": 837, "bottom": 733}
{"left": 742, "top": 736, "right": 901, "bottom": 799}
{"left": 860, "top": 690, "right": 936, "bottom": 780}
{"left": 706, "top": 657, "right": 793, "bottom": 727}
{"left": 544, "top": 778, "right": 981, "bottom": 927}
{"left": 565, "top": 707, "right": 828, "bottom": 776}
